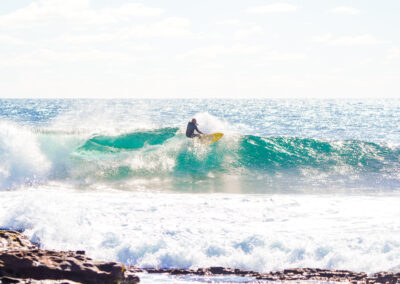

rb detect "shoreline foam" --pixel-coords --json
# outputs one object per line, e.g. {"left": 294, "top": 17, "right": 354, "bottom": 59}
{"left": 1, "top": 230, "right": 399, "bottom": 284}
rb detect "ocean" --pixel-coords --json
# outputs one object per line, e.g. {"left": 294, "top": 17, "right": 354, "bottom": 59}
{"left": 0, "top": 99, "right": 399, "bottom": 282}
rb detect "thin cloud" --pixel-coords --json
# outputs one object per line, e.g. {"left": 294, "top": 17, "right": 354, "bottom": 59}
{"left": 314, "top": 34, "right": 390, "bottom": 46}
{"left": 331, "top": 6, "right": 361, "bottom": 15}
{"left": 178, "top": 44, "right": 260, "bottom": 60}
{"left": 178, "top": 45, "right": 305, "bottom": 62}
{"left": 57, "top": 17, "right": 192, "bottom": 44}
{"left": 216, "top": 19, "right": 241, "bottom": 26}
{"left": 234, "top": 25, "right": 263, "bottom": 40}
{"left": 0, "top": 35, "right": 26, "bottom": 45}
{"left": 246, "top": 3, "right": 297, "bottom": 14}
{"left": 0, "top": 1, "right": 190, "bottom": 43}
{"left": 0, "top": 48, "right": 140, "bottom": 67}
{"left": 106, "top": 3, "right": 164, "bottom": 18}
{"left": 0, "top": 0, "right": 164, "bottom": 29}
{"left": 387, "top": 47, "right": 400, "bottom": 59}
{"left": 127, "top": 17, "right": 192, "bottom": 38}
{"left": 262, "top": 51, "right": 306, "bottom": 61}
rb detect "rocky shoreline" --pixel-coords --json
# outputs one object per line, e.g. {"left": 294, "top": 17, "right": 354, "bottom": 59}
{"left": 144, "top": 267, "right": 399, "bottom": 283}
{"left": 1, "top": 229, "right": 399, "bottom": 283}
{"left": 0, "top": 230, "right": 139, "bottom": 283}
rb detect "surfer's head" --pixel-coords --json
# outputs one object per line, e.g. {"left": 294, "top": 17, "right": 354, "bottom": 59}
{"left": 191, "top": 118, "right": 198, "bottom": 125}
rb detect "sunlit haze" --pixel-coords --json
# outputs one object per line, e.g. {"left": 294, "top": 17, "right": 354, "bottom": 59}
{"left": 1, "top": 0, "right": 399, "bottom": 98}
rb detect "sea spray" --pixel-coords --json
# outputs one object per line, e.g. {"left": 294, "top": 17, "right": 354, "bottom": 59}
{"left": 0, "top": 121, "right": 51, "bottom": 189}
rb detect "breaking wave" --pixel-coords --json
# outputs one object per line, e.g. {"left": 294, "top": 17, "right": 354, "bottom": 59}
{"left": 1, "top": 122, "right": 399, "bottom": 191}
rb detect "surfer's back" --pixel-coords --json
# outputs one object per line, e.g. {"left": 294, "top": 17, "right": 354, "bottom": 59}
{"left": 186, "top": 121, "right": 197, "bottom": 137}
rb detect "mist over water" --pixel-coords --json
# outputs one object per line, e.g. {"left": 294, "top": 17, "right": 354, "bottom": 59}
{"left": 1, "top": 99, "right": 400, "bottom": 275}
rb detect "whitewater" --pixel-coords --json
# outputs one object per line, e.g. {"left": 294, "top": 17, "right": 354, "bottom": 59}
{"left": 1, "top": 99, "right": 400, "bottom": 282}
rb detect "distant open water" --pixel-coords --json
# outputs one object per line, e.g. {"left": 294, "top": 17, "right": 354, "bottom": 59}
{"left": 1, "top": 99, "right": 400, "bottom": 281}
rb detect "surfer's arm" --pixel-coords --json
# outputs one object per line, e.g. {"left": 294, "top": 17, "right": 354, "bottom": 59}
{"left": 195, "top": 126, "right": 204, "bottom": 135}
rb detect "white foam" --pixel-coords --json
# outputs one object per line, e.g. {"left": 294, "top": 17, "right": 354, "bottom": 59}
{"left": 0, "top": 121, "right": 51, "bottom": 189}
{"left": 138, "top": 272, "right": 257, "bottom": 283}
{"left": 1, "top": 186, "right": 400, "bottom": 274}
{"left": 190, "top": 112, "right": 239, "bottom": 136}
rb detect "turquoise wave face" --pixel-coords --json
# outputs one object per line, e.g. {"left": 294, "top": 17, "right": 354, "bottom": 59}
{"left": 2, "top": 126, "right": 398, "bottom": 191}
{"left": 54, "top": 128, "right": 399, "bottom": 191}
{"left": 78, "top": 127, "right": 179, "bottom": 152}
{"left": 237, "top": 135, "right": 400, "bottom": 173}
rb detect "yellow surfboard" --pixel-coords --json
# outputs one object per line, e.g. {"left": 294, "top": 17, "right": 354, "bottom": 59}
{"left": 199, "top": 133, "right": 224, "bottom": 145}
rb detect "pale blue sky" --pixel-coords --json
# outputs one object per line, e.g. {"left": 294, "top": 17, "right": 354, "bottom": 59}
{"left": 0, "top": 0, "right": 399, "bottom": 98}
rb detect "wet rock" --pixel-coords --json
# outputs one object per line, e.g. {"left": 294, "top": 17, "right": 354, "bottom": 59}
{"left": 0, "top": 230, "right": 139, "bottom": 284}
{"left": 208, "top": 266, "right": 235, "bottom": 275}
{"left": 143, "top": 266, "right": 400, "bottom": 284}
{"left": 375, "top": 272, "right": 398, "bottom": 284}
{"left": 255, "top": 268, "right": 398, "bottom": 283}
{"left": 0, "top": 275, "right": 82, "bottom": 283}
{"left": 170, "top": 269, "right": 192, "bottom": 275}
{"left": 127, "top": 267, "right": 143, "bottom": 274}
{"left": 0, "top": 230, "right": 38, "bottom": 251}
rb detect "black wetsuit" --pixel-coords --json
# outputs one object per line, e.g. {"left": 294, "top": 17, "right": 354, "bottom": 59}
{"left": 186, "top": 122, "right": 199, "bottom": 138}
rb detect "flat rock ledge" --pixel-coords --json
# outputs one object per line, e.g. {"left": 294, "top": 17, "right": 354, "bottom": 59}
{"left": 0, "top": 230, "right": 139, "bottom": 284}
{"left": 144, "top": 266, "right": 399, "bottom": 283}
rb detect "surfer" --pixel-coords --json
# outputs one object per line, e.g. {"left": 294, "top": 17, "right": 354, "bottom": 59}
{"left": 186, "top": 118, "right": 204, "bottom": 138}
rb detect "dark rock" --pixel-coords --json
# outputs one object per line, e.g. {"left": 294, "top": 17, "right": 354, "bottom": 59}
{"left": 0, "top": 276, "right": 20, "bottom": 284}
{"left": 0, "top": 276, "right": 82, "bottom": 283}
{"left": 375, "top": 272, "right": 398, "bottom": 284}
{"left": 284, "top": 268, "right": 304, "bottom": 275}
{"left": 127, "top": 266, "right": 143, "bottom": 274}
{"left": 146, "top": 268, "right": 164, "bottom": 274}
{"left": 208, "top": 266, "right": 234, "bottom": 274}
{"left": 0, "top": 230, "right": 139, "bottom": 284}
{"left": 195, "top": 268, "right": 206, "bottom": 275}
{"left": 171, "top": 269, "right": 192, "bottom": 275}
